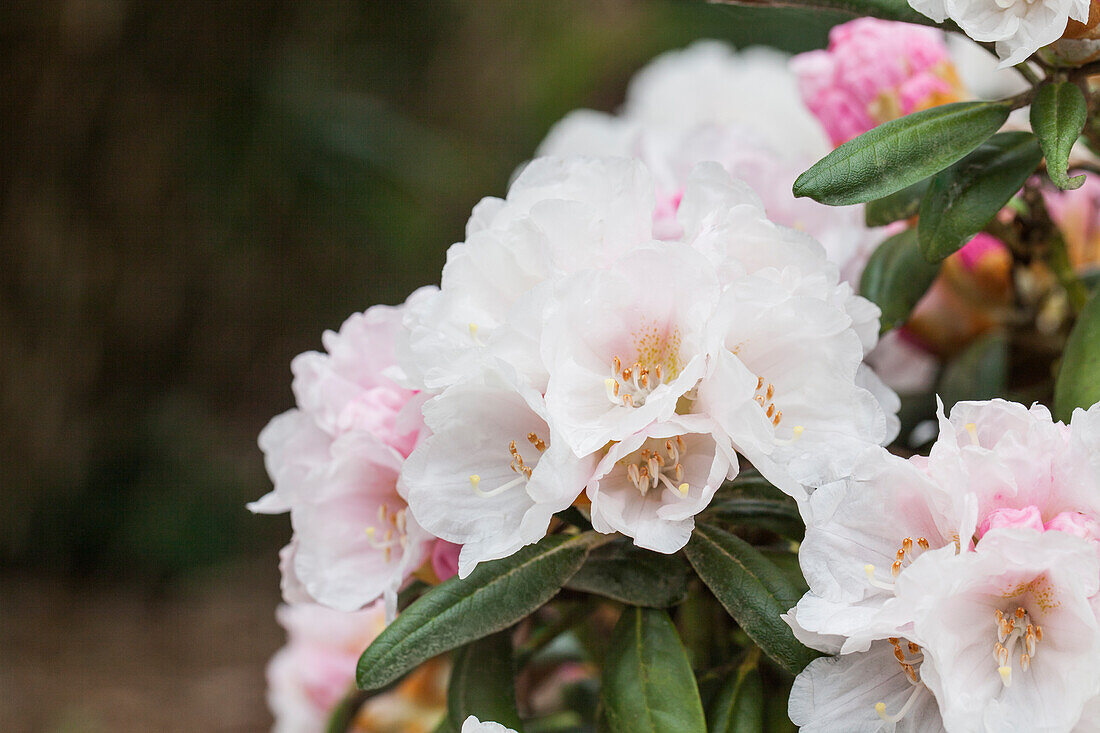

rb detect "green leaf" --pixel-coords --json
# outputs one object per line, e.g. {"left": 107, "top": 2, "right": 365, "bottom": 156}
{"left": 710, "top": 0, "right": 950, "bottom": 26}
{"left": 708, "top": 664, "right": 765, "bottom": 733}
{"left": 793, "top": 102, "right": 1009, "bottom": 206}
{"left": 705, "top": 472, "right": 803, "bottom": 540}
{"left": 565, "top": 539, "right": 689, "bottom": 607}
{"left": 1031, "top": 81, "right": 1087, "bottom": 191}
{"left": 357, "top": 533, "right": 592, "bottom": 690}
{"left": 602, "top": 607, "right": 707, "bottom": 733}
{"left": 937, "top": 330, "right": 1008, "bottom": 412}
{"left": 918, "top": 131, "right": 1042, "bottom": 262}
{"left": 448, "top": 631, "right": 524, "bottom": 732}
{"left": 864, "top": 177, "right": 932, "bottom": 226}
{"left": 1055, "top": 291, "right": 1100, "bottom": 420}
{"left": 859, "top": 228, "right": 941, "bottom": 333}
{"left": 683, "top": 524, "right": 818, "bottom": 676}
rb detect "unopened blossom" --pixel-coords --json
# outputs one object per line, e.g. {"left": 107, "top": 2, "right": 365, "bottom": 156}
{"left": 788, "top": 398, "right": 1100, "bottom": 729}
{"left": 907, "top": 0, "right": 1089, "bottom": 66}
{"left": 265, "top": 602, "right": 386, "bottom": 733}
{"left": 793, "top": 19, "right": 964, "bottom": 146}
{"left": 1045, "top": 175, "right": 1100, "bottom": 275}
{"left": 252, "top": 300, "right": 434, "bottom": 612}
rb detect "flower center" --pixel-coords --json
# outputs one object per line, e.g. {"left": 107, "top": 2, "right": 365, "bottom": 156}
{"left": 364, "top": 504, "right": 408, "bottom": 563}
{"left": 875, "top": 637, "right": 928, "bottom": 723}
{"left": 992, "top": 606, "right": 1043, "bottom": 687}
{"left": 623, "top": 436, "right": 689, "bottom": 497}
{"left": 605, "top": 355, "right": 673, "bottom": 408}
{"left": 468, "top": 432, "right": 547, "bottom": 498}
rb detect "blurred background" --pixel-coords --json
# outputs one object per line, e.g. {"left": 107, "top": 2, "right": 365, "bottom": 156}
{"left": 1, "top": 1, "right": 843, "bottom": 730}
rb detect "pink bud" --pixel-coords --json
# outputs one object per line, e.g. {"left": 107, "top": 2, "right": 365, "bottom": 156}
{"left": 1045, "top": 511, "right": 1100, "bottom": 542}
{"left": 978, "top": 505, "right": 1045, "bottom": 537}
{"left": 431, "top": 539, "right": 462, "bottom": 582}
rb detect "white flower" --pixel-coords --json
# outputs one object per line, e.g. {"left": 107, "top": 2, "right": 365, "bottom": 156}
{"left": 787, "top": 399, "right": 1100, "bottom": 729}
{"left": 897, "top": 529, "right": 1100, "bottom": 731}
{"left": 252, "top": 300, "right": 434, "bottom": 612}
{"left": 908, "top": 0, "right": 1090, "bottom": 67}
{"left": 537, "top": 41, "right": 878, "bottom": 283}
{"left": 789, "top": 638, "right": 946, "bottom": 732}
{"left": 540, "top": 241, "right": 721, "bottom": 456}
{"left": 586, "top": 416, "right": 735, "bottom": 553}
{"left": 398, "top": 157, "right": 656, "bottom": 393}
{"left": 461, "top": 716, "right": 518, "bottom": 733}
{"left": 400, "top": 364, "right": 595, "bottom": 577}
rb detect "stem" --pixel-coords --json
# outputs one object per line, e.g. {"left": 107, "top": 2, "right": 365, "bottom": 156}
{"left": 1013, "top": 61, "right": 1043, "bottom": 87}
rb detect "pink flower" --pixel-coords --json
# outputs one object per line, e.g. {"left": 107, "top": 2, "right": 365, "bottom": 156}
{"left": 792, "top": 18, "right": 964, "bottom": 146}
{"left": 430, "top": 539, "right": 461, "bottom": 582}
{"left": 1044, "top": 175, "right": 1100, "bottom": 273}
{"left": 251, "top": 295, "right": 436, "bottom": 612}
{"left": 265, "top": 602, "right": 387, "bottom": 733}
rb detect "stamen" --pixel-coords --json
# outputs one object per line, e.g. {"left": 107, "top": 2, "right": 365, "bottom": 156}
{"left": 864, "top": 564, "right": 896, "bottom": 591}
{"left": 765, "top": 384, "right": 774, "bottom": 400}
{"left": 756, "top": 376, "right": 764, "bottom": 390}
{"left": 772, "top": 410, "right": 782, "bottom": 427}
{"left": 654, "top": 363, "right": 662, "bottom": 381}
{"left": 605, "top": 378, "right": 620, "bottom": 402}
{"left": 755, "top": 395, "right": 765, "bottom": 407}
{"left": 470, "top": 474, "right": 525, "bottom": 498}
{"left": 917, "top": 537, "right": 930, "bottom": 550}
{"left": 875, "top": 685, "right": 925, "bottom": 723}
{"left": 613, "top": 356, "right": 622, "bottom": 374}
{"left": 891, "top": 560, "right": 903, "bottom": 577}
{"left": 527, "top": 432, "right": 547, "bottom": 452}
{"left": 766, "top": 404, "right": 775, "bottom": 418}
{"left": 623, "top": 393, "right": 634, "bottom": 408}
{"left": 1020, "top": 653, "right": 1030, "bottom": 671}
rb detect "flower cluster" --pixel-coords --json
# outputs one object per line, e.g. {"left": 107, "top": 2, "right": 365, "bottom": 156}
{"left": 397, "top": 154, "right": 897, "bottom": 571}
{"left": 787, "top": 399, "right": 1100, "bottom": 730}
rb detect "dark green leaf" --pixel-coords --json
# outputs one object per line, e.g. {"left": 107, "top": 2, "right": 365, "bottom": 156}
{"left": 710, "top": 0, "right": 950, "bottom": 26}
{"left": 684, "top": 524, "right": 818, "bottom": 675}
{"left": 793, "top": 102, "right": 1009, "bottom": 206}
{"left": 918, "top": 131, "right": 1042, "bottom": 262}
{"left": 708, "top": 664, "right": 765, "bottom": 733}
{"left": 859, "top": 227, "right": 940, "bottom": 333}
{"left": 1055, "top": 291, "right": 1100, "bottom": 420}
{"left": 865, "top": 177, "right": 931, "bottom": 226}
{"left": 565, "top": 539, "right": 689, "bottom": 607}
{"left": 602, "top": 607, "right": 707, "bottom": 733}
{"left": 448, "top": 631, "right": 524, "bottom": 731}
{"left": 1031, "top": 81, "right": 1087, "bottom": 190}
{"left": 357, "top": 533, "right": 592, "bottom": 690}
{"left": 937, "top": 330, "right": 1008, "bottom": 412}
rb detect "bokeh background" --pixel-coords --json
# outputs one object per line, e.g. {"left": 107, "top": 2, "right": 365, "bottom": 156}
{"left": 1, "top": 2, "right": 844, "bottom": 730}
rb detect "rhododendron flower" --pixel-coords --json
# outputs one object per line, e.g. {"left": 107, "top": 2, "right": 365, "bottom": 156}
{"left": 788, "top": 398, "right": 1100, "bottom": 728}
{"left": 1045, "top": 175, "right": 1100, "bottom": 275}
{"left": 789, "top": 638, "right": 946, "bottom": 731}
{"left": 536, "top": 41, "right": 878, "bottom": 283}
{"left": 907, "top": 0, "right": 1090, "bottom": 66}
{"left": 894, "top": 529, "right": 1100, "bottom": 731}
{"left": 252, "top": 300, "right": 434, "bottom": 612}
{"left": 586, "top": 417, "right": 734, "bottom": 552}
{"left": 265, "top": 602, "right": 386, "bottom": 733}
{"left": 792, "top": 19, "right": 965, "bottom": 146}
{"left": 400, "top": 366, "right": 596, "bottom": 577}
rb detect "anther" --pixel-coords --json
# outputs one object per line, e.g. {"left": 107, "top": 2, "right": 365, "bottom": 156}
{"left": 1015, "top": 607, "right": 1026, "bottom": 619}
{"left": 917, "top": 537, "right": 929, "bottom": 550}
{"left": 902, "top": 537, "right": 913, "bottom": 554}
{"left": 613, "top": 356, "right": 622, "bottom": 374}
{"left": 908, "top": 642, "right": 920, "bottom": 655}
{"left": 654, "top": 364, "right": 662, "bottom": 380}
{"left": 772, "top": 410, "right": 782, "bottom": 426}
{"left": 902, "top": 663, "right": 918, "bottom": 684}
{"left": 1020, "top": 653, "right": 1030, "bottom": 671}
{"left": 891, "top": 560, "right": 902, "bottom": 577}
{"left": 527, "top": 433, "right": 546, "bottom": 452}
{"left": 766, "top": 384, "right": 774, "bottom": 400}
{"left": 756, "top": 376, "right": 764, "bottom": 390}
{"left": 623, "top": 393, "right": 634, "bottom": 408}
{"left": 755, "top": 395, "right": 765, "bottom": 406}
{"left": 766, "top": 404, "right": 775, "bottom": 418}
